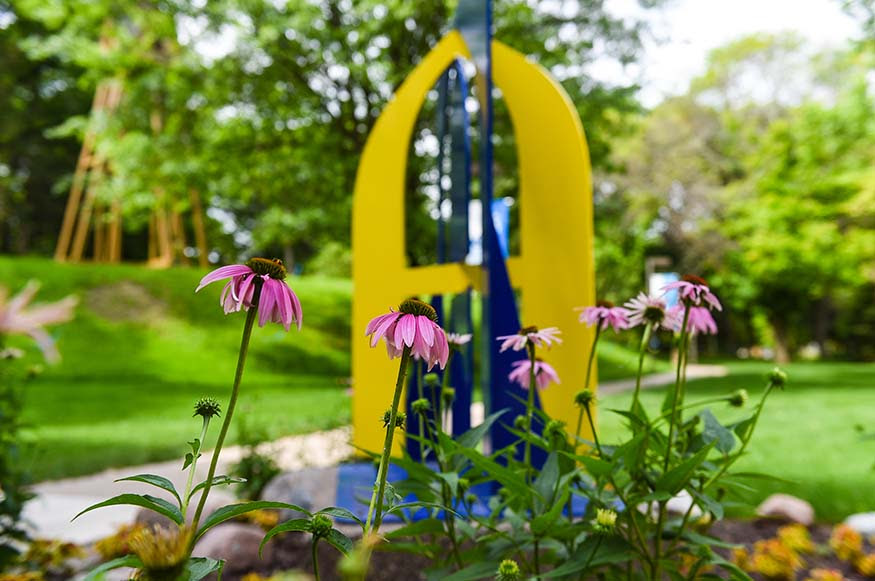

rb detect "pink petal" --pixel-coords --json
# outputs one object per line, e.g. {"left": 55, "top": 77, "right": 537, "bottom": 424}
{"left": 399, "top": 314, "right": 417, "bottom": 347}
{"left": 258, "top": 283, "right": 275, "bottom": 327}
{"left": 196, "top": 265, "right": 252, "bottom": 292}
{"left": 417, "top": 316, "right": 435, "bottom": 347}
{"left": 287, "top": 285, "right": 303, "bottom": 330}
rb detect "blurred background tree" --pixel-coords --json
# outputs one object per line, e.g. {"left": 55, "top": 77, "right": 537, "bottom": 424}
{"left": 2, "top": 0, "right": 875, "bottom": 361}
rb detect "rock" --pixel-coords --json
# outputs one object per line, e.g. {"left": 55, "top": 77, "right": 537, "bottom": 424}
{"left": 845, "top": 512, "right": 875, "bottom": 535}
{"left": 260, "top": 467, "right": 338, "bottom": 520}
{"left": 756, "top": 494, "right": 814, "bottom": 525}
{"left": 192, "top": 522, "right": 274, "bottom": 578}
{"left": 637, "top": 490, "right": 703, "bottom": 520}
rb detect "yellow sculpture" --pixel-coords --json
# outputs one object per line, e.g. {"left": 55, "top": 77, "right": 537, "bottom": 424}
{"left": 352, "top": 31, "right": 596, "bottom": 454}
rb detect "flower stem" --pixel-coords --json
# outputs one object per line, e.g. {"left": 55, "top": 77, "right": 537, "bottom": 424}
{"left": 365, "top": 345, "right": 412, "bottom": 534}
{"left": 524, "top": 343, "right": 537, "bottom": 482}
{"left": 664, "top": 305, "right": 691, "bottom": 471}
{"left": 583, "top": 402, "right": 601, "bottom": 458}
{"left": 631, "top": 322, "right": 653, "bottom": 410}
{"left": 189, "top": 285, "right": 260, "bottom": 542}
{"left": 312, "top": 538, "right": 321, "bottom": 581}
{"left": 574, "top": 325, "right": 601, "bottom": 449}
{"left": 181, "top": 416, "right": 211, "bottom": 518}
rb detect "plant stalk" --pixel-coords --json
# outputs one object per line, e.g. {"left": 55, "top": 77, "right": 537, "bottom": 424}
{"left": 189, "top": 284, "right": 261, "bottom": 542}
{"left": 365, "top": 346, "right": 412, "bottom": 533}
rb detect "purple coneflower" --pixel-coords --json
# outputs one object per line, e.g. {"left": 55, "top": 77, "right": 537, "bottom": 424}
{"left": 365, "top": 299, "right": 449, "bottom": 370}
{"left": 577, "top": 300, "right": 630, "bottom": 332}
{"left": 196, "top": 258, "right": 302, "bottom": 331}
{"left": 508, "top": 358, "right": 560, "bottom": 391}
{"left": 0, "top": 281, "right": 77, "bottom": 363}
{"left": 496, "top": 326, "right": 562, "bottom": 352}
{"left": 670, "top": 305, "right": 718, "bottom": 335}
{"left": 624, "top": 292, "right": 678, "bottom": 330}
{"left": 662, "top": 275, "right": 722, "bottom": 311}
{"left": 447, "top": 332, "right": 472, "bottom": 347}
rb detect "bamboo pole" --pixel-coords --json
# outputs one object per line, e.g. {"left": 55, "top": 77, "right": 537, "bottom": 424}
{"left": 54, "top": 83, "right": 107, "bottom": 261}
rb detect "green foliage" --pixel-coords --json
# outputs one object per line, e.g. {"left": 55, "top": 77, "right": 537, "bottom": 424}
{"left": 359, "top": 309, "right": 779, "bottom": 580}
{"left": 0, "top": 0, "right": 657, "bottom": 266}
{"left": 0, "top": 359, "right": 34, "bottom": 570}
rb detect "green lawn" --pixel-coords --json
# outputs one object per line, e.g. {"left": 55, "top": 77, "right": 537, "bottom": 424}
{"left": 3, "top": 256, "right": 657, "bottom": 482}
{"left": 598, "top": 360, "right": 875, "bottom": 523}
{"left": 2, "top": 256, "right": 353, "bottom": 481}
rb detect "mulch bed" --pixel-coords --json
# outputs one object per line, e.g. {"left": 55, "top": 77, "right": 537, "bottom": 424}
{"left": 226, "top": 519, "right": 867, "bottom": 580}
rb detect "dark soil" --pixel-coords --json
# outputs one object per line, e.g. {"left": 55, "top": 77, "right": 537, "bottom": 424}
{"left": 226, "top": 519, "right": 869, "bottom": 580}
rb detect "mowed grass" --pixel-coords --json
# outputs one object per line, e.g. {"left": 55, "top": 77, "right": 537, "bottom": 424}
{"left": 2, "top": 256, "right": 656, "bottom": 482}
{"left": 1, "top": 256, "right": 353, "bottom": 481}
{"left": 597, "top": 360, "right": 875, "bottom": 522}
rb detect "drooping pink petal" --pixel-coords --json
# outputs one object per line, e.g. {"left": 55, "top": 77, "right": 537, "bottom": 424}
{"left": 27, "top": 327, "right": 60, "bottom": 364}
{"left": 196, "top": 264, "right": 253, "bottom": 292}
{"left": 397, "top": 314, "right": 417, "bottom": 348}
{"left": 286, "top": 285, "right": 303, "bottom": 330}
{"left": 366, "top": 311, "right": 394, "bottom": 336}
{"left": 417, "top": 316, "right": 435, "bottom": 347}
{"left": 257, "top": 283, "right": 275, "bottom": 327}
{"left": 272, "top": 280, "right": 293, "bottom": 331}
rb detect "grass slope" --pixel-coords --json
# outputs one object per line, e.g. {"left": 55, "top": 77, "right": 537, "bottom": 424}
{"left": 2, "top": 256, "right": 352, "bottom": 481}
{"left": 599, "top": 360, "right": 875, "bottom": 522}
{"left": 2, "top": 256, "right": 657, "bottom": 482}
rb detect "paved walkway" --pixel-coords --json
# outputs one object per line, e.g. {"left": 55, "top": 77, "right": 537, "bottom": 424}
{"left": 23, "top": 365, "right": 726, "bottom": 544}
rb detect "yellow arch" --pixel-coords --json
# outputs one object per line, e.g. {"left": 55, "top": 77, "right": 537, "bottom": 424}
{"left": 351, "top": 31, "right": 596, "bottom": 454}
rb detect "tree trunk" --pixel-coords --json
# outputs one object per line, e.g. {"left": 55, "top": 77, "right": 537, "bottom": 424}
{"left": 771, "top": 317, "right": 791, "bottom": 364}
{"left": 283, "top": 243, "right": 295, "bottom": 274}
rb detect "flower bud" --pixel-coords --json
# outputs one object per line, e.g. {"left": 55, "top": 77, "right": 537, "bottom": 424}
{"left": 382, "top": 409, "right": 406, "bottom": 430}
{"left": 727, "top": 389, "right": 748, "bottom": 408}
{"left": 768, "top": 367, "right": 788, "bottom": 389}
{"left": 310, "top": 514, "right": 333, "bottom": 538}
{"left": 423, "top": 373, "right": 440, "bottom": 387}
{"left": 593, "top": 508, "right": 617, "bottom": 534}
{"left": 513, "top": 415, "right": 527, "bottom": 430}
{"left": 441, "top": 386, "right": 455, "bottom": 405}
{"left": 496, "top": 559, "right": 521, "bottom": 581}
{"left": 574, "top": 389, "right": 595, "bottom": 408}
{"left": 411, "top": 398, "right": 431, "bottom": 415}
{"left": 194, "top": 397, "right": 221, "bottom": 419}
{"left": 544, "top": 419, "right": 566, "bottom": 441}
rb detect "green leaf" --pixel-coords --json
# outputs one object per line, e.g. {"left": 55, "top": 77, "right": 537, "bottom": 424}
{"left": 324, "top": 528, "right": 354, "bottom": 555}
{"left": 449, "top": 443, "right": 535, "bottom": 500}
{"left": 700, "top": 409, "right": 736, "bottom": 454}
{"left": 185, "top": 557, "right": 225, "bottom": 581}
{"left": 259, "top": 518, "right": 311, "bottom": 556}
{"left": 533, "top": 452, "right": 560, "bottom": 506}
{"left": 655, "top": 442, "right": 715, "bottom": 495}
{"left": 115, "top": 474, "right": 181, "bottom": 506}
{"left": 386, "top": 501, "right": 462, "bottom": 518}
{"left": 559, "top": 453, "right": 612, "bottom": 478}
{"left": 74, "top": 494, "right": 183, "bottom": 525}
{"left": 196, "top": 501, "right": 311, "bottom": 541}
{"left": 182, "top": 453, "right": 195, "bottom": 471}
{"left": 384, "top": 518, "right": 446, "bottom": 539}
{"left": 689, "top": 488, "right": 724, "bottom": 520}
{"left": 317, "top": 507, "right": 364, "bottom": 530}
{"left": 188, "top": 475, "right": 247, "bottom": 500}
{"left": 456, "top": 410, "right": 507, "bottom": 449}
{"left": 83, "top": 555, "right": 143, "bottom": 580}
{"left": 531, "top": 489, "right": 570, "bottom": 536}
{"left": 440, "top": 561, "right": 501, "bottom": 581}
{"left": 541, "top": 536, "right": 634, "bottom": 577}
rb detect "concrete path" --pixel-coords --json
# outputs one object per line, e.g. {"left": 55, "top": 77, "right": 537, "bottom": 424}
{"left": 23, "top": 365, "right": 727, "bottom": 544}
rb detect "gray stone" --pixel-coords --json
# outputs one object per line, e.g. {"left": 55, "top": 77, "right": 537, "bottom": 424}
{"left": 756, "top": 494, "right": 815, "bottom": 525}
{"left": 192, "top": 522, "right": 274, "bottom": 577}
{"left": 260, "top": 467, "right": 338, "bottom": 520}
{"left": 845, "top": 512, "right": 875, "bottom": 535}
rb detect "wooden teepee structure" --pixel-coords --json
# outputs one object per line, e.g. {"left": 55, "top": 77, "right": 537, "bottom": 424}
{"left": 54, "top": 37, "right": 209, "bottom": 268}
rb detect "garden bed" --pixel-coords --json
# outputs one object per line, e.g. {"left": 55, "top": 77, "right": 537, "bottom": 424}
{"left": 226, "top": 518, "right": 872, "bottom": 580}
